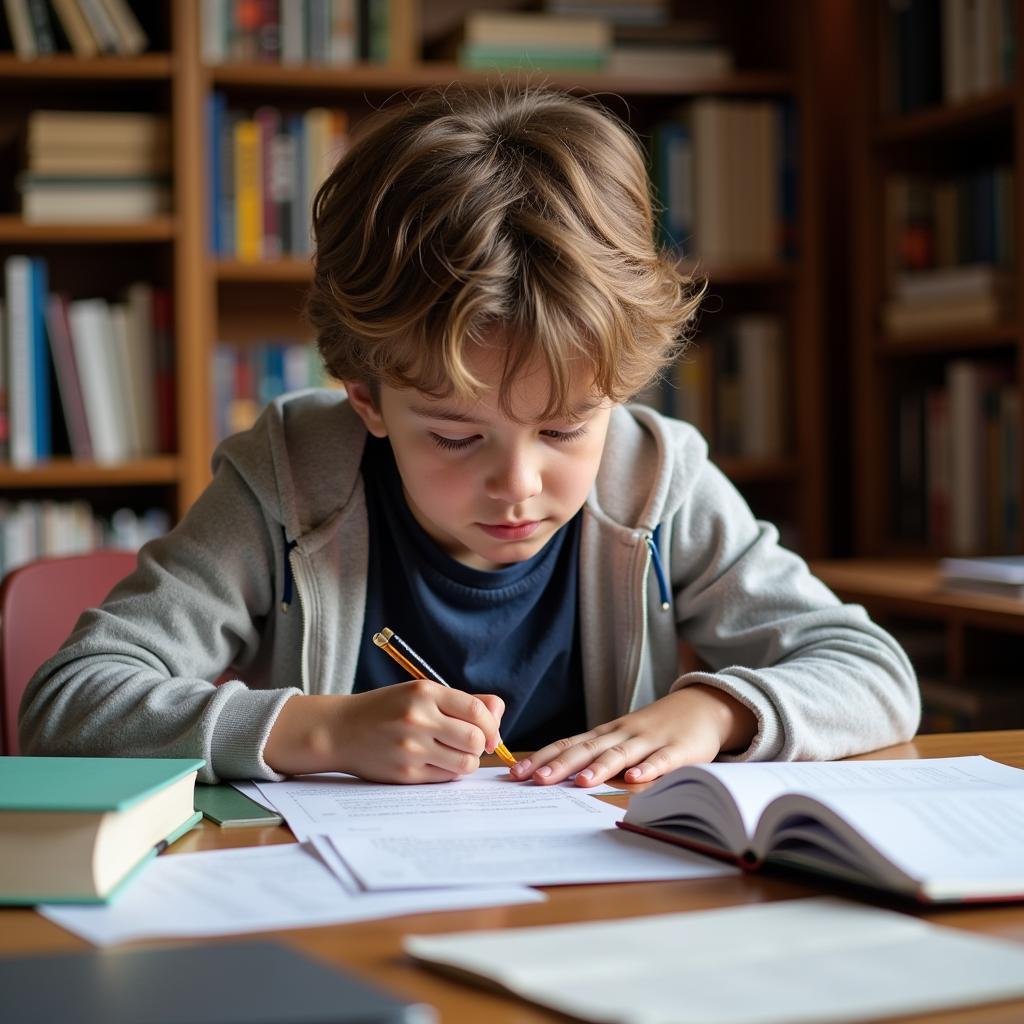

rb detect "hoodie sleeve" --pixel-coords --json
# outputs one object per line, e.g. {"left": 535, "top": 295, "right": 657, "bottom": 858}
{"left": 668, "top": 458, "right": 921, "bottom": 762}
{"left": 18, "top": 458, "right": 301, "bottom": 783}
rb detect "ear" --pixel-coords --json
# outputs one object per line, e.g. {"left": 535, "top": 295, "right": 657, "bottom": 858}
{"left": 344, "top": 379, "right": 389, "bottom": 438}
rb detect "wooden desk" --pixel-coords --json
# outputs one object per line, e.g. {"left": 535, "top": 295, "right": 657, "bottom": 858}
{"left": 4, "top": 731, "right": 1024, "bottom": 1023}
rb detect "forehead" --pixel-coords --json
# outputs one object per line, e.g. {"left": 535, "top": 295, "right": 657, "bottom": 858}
{"left": 408, "top": 342, "right": 601, "bottom": 423}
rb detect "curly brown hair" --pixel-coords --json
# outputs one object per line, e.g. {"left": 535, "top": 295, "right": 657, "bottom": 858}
{"left": 306, "top": 84, "right": 703, "bottom": 419}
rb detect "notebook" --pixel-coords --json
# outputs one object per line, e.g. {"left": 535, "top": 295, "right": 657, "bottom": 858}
{"left": 0, "top": 756, "right": 203, "bottom": 904}
{"left": 0, "top": 940, "right": 435, "bottom": 1024}
{"left": 194, "top": 783, "right": 283, "bottom": 827}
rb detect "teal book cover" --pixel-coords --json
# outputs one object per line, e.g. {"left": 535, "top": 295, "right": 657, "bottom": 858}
{"left": 0, "top": 756, "right": 205, "bottom": 812}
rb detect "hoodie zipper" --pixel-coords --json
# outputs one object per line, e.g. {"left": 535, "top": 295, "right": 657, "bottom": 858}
{"left": 623, "top": 526, "right": 671, "bottom": 713}
{"left": 281, "top": 529, "right": 311, "bottom": 693}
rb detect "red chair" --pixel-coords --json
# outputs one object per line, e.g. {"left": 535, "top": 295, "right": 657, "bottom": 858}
{"left": 0, "top": 550, "right": 137, "bottom": 756}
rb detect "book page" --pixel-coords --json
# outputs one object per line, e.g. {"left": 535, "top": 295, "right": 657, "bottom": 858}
{"left": 405, "top": 897, "right": 1024, "bottom": 1024}
{"left": 787, "top": 789, "right": 1024, "bottom": 898}
{"left": 698, "top": 756, "right": 1022, "bottom": 839}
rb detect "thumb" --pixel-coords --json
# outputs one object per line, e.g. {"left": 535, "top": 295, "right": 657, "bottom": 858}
{"left": 476, "top": 693, "right": 506, "bottom": 748}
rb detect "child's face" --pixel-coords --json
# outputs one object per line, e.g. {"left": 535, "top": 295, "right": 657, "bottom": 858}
{"left": 347, "top": 345, "right": 613, "bottom": 571}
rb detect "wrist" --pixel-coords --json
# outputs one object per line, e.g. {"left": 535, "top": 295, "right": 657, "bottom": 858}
{"left": 263, "top": 694, "right": 349, "bottom": 776}
{"left": 686, "top": 684, "right": 757, "bottom": 754}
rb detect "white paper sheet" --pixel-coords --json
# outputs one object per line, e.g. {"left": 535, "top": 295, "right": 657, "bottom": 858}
{"left": 39, "top": 843, "right": 544, "bottom": 946}
{"left": 405, "top": 896, "right": 1024, "bottom": 1024}
{"left": 230, "top": 779, "right": 277, "bottom": 812}
{"left": 255, "top": 767, "right": 621, "bottom": 841}
{"left": 329, "top": 815, "right": 736, "bottom": 889}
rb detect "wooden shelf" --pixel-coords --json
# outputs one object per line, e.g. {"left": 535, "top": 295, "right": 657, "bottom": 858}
{"left": 215, "top": 258, "right": 312, "bottom": 282}
{"left": 0, "top": 216, "right": 176, "bottom": 244}
{"left": 877, "top": 323, "right": 1020, "bottom": 354}
{"left": 0, "top": 54, "right": 173, "bottom": 81}
{"left": 876, "top": 87, "right": 1015, "bottom": 144}
{"left": 0, "top": 458, "right": 181, "bottom": 488}
{"left": 812, "top": 558, "right": 1024, "bottom": 634}
{"left": 209, "top": 61, "right": 796, "bottom": 98}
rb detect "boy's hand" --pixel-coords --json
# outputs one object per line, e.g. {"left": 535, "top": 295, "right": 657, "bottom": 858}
{"left": 509, "top": 685, "right": 756, "bottom": 788}
{"left": 264, "top": 683, "right": 505, "bottom": 784}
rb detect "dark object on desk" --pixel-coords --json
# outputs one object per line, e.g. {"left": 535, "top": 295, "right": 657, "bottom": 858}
{"left": 0, "top": 940, "right": 436, "bottom": 1024}
{"left": 194, "top": 783, "right": 284, "bottom": 827}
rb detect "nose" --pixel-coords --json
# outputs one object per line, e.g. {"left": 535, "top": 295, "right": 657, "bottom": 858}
{"left": 484, "top": 446, "right": 542, "bottom": 505}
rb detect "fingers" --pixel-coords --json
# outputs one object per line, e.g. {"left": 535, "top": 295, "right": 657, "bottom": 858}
{"left": 435, "top": 687, "right": 503, "bottom": 752}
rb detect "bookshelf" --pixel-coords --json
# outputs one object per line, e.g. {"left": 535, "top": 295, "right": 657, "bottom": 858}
{"left": 0, "top": 0, "right": 830, "bottom": 566}
{"left": 814, "top": 0, "right": 1024, "bottom": 732}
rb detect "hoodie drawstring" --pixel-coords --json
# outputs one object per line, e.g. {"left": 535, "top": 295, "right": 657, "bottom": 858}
{"left": 281, "top": 527, "right": 298, "bottom": 612}
{"left": 646, "top": 525, "right": 671, "bottom": 612}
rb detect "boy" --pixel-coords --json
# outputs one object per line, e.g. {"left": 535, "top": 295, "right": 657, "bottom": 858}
{"left": 20, "top": 87, "right": 919, "bottom": 788}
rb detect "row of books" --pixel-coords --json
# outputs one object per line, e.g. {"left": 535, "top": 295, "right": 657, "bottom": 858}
{"left": 1, "top": 0, "right": 148, "bottom": 58}
{"left": 882, "top": 263, "right": 1013, "bottom": 338}
{"left": 643, "top": 315, "right": 787, "bottom": 461}
{"left": 651, "top": 101, "right": 798, "bottom": 264}
{"left": 208, "top": 96, "right": 347, "bottom": 260}
{"left": 543, "top": 0, "right": 670, "bottom": 27}
{"left": 0, "top": 257, "right": 174, "bottom": 466}
{"left": 887, "top": 168, "right": 1014, "bottom": 276}
{"left": 18, "top": 110, "right": 171, "bottom": 224}
{"left": 895, "top": 360, "right": 1020, "bottom": 554}
{"left": 200, "top": 0, "right": 391, "bottom": 65}
{"left": 438, "top": 9, "right": 733, "bottom": 79}
{"left": 0, "top": 500, "right": 169, "bottom": 578}
{"left": 884, "top": 0, "right": 1016, "bottom": 114}
{"left": 212, "top": 340, "right": 334, "bottom": 442}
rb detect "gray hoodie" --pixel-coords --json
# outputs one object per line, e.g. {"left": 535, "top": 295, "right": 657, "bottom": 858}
{"left": 19, "top": 392, "right": 920, "bottom": 782}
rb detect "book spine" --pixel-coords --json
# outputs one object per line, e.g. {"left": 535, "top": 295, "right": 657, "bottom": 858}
{"left": 255, "top": 107, "right": 282, "bottom": 259}
{"left": 30, "top": 258, "right": 51, "bottom": 461}
{"left": 68, "top": 300, "right": 124, "bottom": 464}
{"left": 234, "top": 118, "right": 264, "bottom": 262}
{"left": 6, "top": 256, "right": 36, "bottom": 468}
{"left": 45, "top": 294, "right": 93, "bottom": 460}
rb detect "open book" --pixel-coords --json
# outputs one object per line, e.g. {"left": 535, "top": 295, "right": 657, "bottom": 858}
{"left": 619, "top": 756, "right": 1024, "bottom": 904}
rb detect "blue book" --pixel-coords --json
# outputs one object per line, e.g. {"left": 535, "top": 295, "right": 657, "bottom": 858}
{"left": 30, "top": 257, "right": 51, "bottom": 460}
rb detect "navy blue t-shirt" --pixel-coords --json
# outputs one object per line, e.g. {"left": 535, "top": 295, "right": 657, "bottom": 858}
{"left": 354, "top": 436, "right": 586, "bottom": 751}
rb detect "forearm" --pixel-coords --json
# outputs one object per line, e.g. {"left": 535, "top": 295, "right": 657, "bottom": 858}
{"left": 262, "top": 694, "right": 351, "bottom": 776}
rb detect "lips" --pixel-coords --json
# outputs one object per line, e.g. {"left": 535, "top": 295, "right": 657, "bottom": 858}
{"left": 477, "top": 520, "right": 543, "bottom": 541}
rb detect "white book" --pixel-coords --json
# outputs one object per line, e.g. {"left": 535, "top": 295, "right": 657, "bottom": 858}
{"left": 4, "top": 256, "right": 35, "bottom": 468}
{"left": 620, "top": 755, "right": 1024, "bottom": 903}
{"left": 941, "top": 555, "right": 1024, "bottom": 584}
{"left": 109, "top": 304, "right": 144, "bottom": 458}
{"left": 68, "top": 299, "right": 130, "bottom": 464}
{"left": 737, "top": 316, "right": 784, "bottom": 458}
{"left": 406, "top": 897, "right": 1024, "bottom": 1024}
{"left": 200, "top": 0, "right": 227, "bottom": 63}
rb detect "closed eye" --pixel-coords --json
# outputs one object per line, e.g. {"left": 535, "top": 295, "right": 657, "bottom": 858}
{"left": 541, "top": 425, "right": 588, "bottom": 443}
{"left": 429, "top": 433, "right": 479, "bottom": 451}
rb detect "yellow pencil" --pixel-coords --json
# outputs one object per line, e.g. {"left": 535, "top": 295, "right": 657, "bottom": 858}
{"left": 371, "top": 627, "right": 518, "bottom": 769}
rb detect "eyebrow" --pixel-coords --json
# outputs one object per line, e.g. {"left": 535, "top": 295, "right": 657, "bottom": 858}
{"left": 409, "top": 399, "right": 601, "bottom": 424}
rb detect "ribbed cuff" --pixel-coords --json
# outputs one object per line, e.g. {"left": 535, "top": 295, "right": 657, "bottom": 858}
{"left": 670, "top": 671, "right": 784, "bottom": 761}
{"left": 208, "top": 685, "right": 302, "bottom": 781}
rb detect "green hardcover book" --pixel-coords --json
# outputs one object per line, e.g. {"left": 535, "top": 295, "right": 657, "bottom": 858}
{"left": 0, "top": 756, "right": 204, "bottom": 905}
{"left": 194, "top": 783, "right": 283, "bottom": 828}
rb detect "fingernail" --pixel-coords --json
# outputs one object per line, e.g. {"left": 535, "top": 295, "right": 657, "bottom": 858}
{"left": 577, "top": 769, "right": 593, "bottom": 783}
{"left": 513, "top": 760, "right": 531, "bottom": 776}
{"left": 626, "top": 766, "right": 643, "bottom": 780}
{"left": 535, "top": 766, "right": 552, "bottom": 778}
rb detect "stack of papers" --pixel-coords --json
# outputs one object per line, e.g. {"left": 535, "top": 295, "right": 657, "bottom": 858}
{"left": 250, "top": 768, "right": 735, "bottom": 890}
{"left": 41, "top": 768, "right": 732, "bottom": 946}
